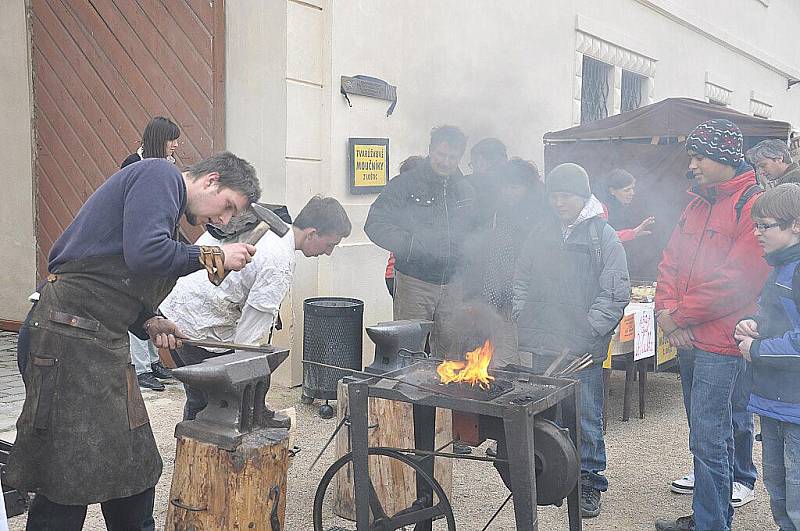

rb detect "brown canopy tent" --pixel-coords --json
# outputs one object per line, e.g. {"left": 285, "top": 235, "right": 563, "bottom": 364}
{"left": 543, "top": 97, "right": 791, "bottom": 280}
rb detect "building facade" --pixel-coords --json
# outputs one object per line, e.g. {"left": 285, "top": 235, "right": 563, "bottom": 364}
{"left": 2, "top": 0, "right": 799, "bottom": 385}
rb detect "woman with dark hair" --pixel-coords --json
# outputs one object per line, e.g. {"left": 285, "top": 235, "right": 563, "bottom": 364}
{"left": 120, "top": 117, "right": 182, "bottom": 392}
{"left": 599, "top": 169, "right": 655, "bottom": 242}
{"left": 120, "top": 116, "right": 181, "bottom": 168}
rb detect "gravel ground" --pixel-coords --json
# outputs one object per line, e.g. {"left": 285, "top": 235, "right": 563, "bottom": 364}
{"left": 8, "top": 371, "right": 772, "bottom": 530}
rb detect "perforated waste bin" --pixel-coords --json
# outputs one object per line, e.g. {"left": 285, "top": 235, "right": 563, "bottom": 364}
{"left": 302, "top": 297, "right": 364, "bottom": 404}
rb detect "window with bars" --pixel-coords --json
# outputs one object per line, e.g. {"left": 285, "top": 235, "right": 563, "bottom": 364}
{"left": 621, "top": 70, "right": 644, "bottom": 113}
{"left": 580, "top": 56, "right": 611, "bottom": 124}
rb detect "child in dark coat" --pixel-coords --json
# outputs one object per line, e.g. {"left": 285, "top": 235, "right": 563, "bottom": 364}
{"left": 735, "top": 183, "right": 800, "bottom": 531}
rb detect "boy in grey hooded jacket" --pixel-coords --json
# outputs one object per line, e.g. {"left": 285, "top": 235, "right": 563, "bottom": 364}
{"left": 512, "top": 163, "right": 630, "bottom": 517}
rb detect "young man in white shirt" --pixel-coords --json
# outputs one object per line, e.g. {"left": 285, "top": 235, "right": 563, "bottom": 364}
{"left": 160, "top": 195, "right": 351, "bottom": 419}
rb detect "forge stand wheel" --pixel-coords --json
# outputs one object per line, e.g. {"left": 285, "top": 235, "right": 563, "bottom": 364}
{"left": 319, "top": 401, "right": 335, "bottom": 419}
{"left": 313, "top": 447, "right": 456, "bottom": 531}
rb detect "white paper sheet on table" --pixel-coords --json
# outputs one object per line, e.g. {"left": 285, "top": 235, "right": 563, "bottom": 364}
{"left": 630, "top": 303, "right": 656, "bottom": 361}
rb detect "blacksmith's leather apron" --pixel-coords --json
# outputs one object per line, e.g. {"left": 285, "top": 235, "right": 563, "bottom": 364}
{"left": 6, "top": 255, "right": 177, "bottom": 505}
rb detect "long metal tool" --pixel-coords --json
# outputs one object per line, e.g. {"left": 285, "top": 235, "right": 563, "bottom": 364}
{"left": 308, "top": 415, "right": 348, "bottom": 471}
{"left": 182, "top": 338, "right": 275, "bottom": 353}
{"left": 557, "top": 353, "right": 591, "bottom": 377}
{"left": 543, "top": 348, "right": 571, "bottom": 377}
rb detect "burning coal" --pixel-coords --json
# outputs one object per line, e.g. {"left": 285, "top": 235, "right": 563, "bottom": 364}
{"left": 436, "top": 340, "right": 495, "bottom": 389}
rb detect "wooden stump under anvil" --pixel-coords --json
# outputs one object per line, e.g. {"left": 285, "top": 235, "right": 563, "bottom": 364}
{"left": 164, "top": 350, "right": 292, "bottom": 530}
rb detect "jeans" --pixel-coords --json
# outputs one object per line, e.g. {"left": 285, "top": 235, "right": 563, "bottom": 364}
{"left": 678, "top": 348, "right": 745, "bottom": 531}
{"left": 532, "top": 355, "right": 607, "bottom": 491}
{"left": 26, "top": 487, "right": 155, "bottom": 531}
{"left": 760, "top": 416, "right": 800, "bottom": 531}
{"left": 732, "top": 363, "right": 758, "bottom": 489}
{"left": 129, "top": 333, "right": 159, "bottom": 376}
{"left": 574, "top": 363, "right": 608, "bottom": 491}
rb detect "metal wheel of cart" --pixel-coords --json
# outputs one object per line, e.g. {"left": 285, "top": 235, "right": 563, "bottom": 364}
{"left": 313, "top": 446, "right": 456, "bottom": 531}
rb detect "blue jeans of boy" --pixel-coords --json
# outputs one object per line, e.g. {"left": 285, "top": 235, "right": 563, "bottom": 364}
{"left": 760, "top": 416, "right": 800, "bottom": 531}
{"left": 679, "top": 348, "right": 745, "bottom": 531}
{"left": 574, "top": 363, "right": 608, "bottom": 491}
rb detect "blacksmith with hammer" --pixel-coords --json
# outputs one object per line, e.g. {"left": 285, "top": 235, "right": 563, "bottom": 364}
{"left": 7, "top": 152, "right": 261, "bottom": 529}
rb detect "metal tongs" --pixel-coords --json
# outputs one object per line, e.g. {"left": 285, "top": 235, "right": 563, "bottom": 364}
{"left": 509, "top": 349, "right": 594, "bottom": 379}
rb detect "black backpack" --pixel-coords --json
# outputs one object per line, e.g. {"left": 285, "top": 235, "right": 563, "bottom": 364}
{"left": 587, "top": 217, "right": 605, "bottom": 272}
{"left": 734, "top": 184, "right": 763, "bottom": 223}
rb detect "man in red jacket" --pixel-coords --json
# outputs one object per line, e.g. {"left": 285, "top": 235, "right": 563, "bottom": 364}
{"left": 654, "top": 119, "right": 770, "bottom": 531}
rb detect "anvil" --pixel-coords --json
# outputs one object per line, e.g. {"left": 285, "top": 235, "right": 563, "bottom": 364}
{"left": 172, "top": 348, "right": 291, "bottom": 450}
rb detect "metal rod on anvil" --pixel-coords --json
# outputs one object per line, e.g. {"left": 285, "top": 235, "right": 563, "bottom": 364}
{"left": 302, "top": 359, "right": 474, "bottom": 400}
{"left": 181, "top": 339, "right": 275, "bottom": 353}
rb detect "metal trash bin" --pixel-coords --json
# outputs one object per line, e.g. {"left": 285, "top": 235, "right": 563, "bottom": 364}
{"left": 302, "top": 297, "right": 363, "bottom": 416}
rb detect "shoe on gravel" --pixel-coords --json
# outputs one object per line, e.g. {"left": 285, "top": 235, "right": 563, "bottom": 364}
{"left": 452, "top": 442, "right": 472, "bottom": 455}
{"left": 151, "top": 361, "right": 173, "bottom": 380}
{"left": 731, "top": 482, "right": 755, "bottom": 508}
{"left": 670, "top": 471, "right": 694, "bottom": 494}
{"left": 138, "top": 372, "right": 165, "bottom": 391}
{"left": 580, "top": 484, "right": 601, "bottom": 518}
{"left": 655, "top": 514, "right": 695, "bottom": 531}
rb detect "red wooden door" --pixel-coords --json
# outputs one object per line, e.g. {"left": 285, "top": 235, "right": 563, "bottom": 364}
{"left": 30, "top": 0, "right": 225, "bottom": 278}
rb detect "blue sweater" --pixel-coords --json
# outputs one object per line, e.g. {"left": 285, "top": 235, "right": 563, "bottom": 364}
{"left": 747, "top": 244, "right": 800, "bottom": 424}
{"left": 48, "top": 159, "right": 202, "bottom": 278}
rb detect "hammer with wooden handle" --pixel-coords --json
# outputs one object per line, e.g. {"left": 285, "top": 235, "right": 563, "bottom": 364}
{"left": 208, "top": 203, "right": 291, "bottom": 285}
{"left": 243, "top": 202, "right": 291, "bottom": 244}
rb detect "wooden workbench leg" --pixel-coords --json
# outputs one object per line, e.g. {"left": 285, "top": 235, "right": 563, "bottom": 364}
{"left": 622, "top": 354, "right": 634, "bottom": 422}
{"left": 638, "top": 359, "right": 648, "bottom": 419}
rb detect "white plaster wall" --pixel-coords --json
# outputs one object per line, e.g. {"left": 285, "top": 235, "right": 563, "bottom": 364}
{"left": 225, "top": 1, "right": 295, "bottom": 384}
{"left": 224, "top": 0, "right": 800, "bottom": 387}
{"left": 0, "top": 0, "right": 35, "bottom": 323}
{"left": 321, "top": 0, "right": 800, "bottom": 380}
{"left": 644, "top": 0, "right": 800, "bottom": 69}
{"left": 576, "top": 0, "right": 800, "bottom": 125}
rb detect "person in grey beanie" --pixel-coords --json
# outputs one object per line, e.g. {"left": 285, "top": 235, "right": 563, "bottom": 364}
{"left": 511, "top": 162, "right": 630, "bottom": 518}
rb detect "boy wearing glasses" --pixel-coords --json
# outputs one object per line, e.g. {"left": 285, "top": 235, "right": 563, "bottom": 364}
{"left": 735, "top": 183, "right": 800, "bottom": 531}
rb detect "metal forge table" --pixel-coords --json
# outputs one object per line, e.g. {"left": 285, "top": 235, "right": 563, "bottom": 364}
{"left": 330, "top": 360, "right": 582, "bottom": 530}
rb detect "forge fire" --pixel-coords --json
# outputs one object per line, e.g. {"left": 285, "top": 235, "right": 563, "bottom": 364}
{"left": 436, "top": 340, "right": 495, "bottom": 389}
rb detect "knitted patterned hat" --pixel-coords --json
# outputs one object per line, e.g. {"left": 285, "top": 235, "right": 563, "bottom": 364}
{"left": 546, "top": 163, "right": 591, "bottom": 198}
{"left": 686, "top": 119, "right": 743, "bottom": 167}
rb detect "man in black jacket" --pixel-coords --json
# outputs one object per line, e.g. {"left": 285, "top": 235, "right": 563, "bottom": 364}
{"left": 365, "top": 125, "right": 474, "bottom": 359}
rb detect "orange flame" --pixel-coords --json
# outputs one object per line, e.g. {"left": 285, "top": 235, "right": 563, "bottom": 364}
{"left": 436, "top": 340, "right": 495, "bottom": 389}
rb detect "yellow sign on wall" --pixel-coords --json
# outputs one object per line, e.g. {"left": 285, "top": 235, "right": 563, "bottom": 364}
{"left": 349, "top": 138, "right": 389, "bottom": 194}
